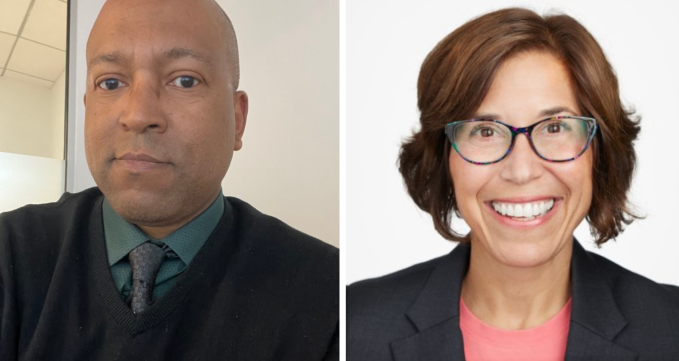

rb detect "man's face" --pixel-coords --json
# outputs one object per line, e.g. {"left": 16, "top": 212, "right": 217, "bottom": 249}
{"left": 84, "top": 0, "right": 247, "bottom": 233}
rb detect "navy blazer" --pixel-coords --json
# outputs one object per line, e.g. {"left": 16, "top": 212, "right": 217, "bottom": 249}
{"left": 347, "top": 240, "right": 679, "bottom": 360}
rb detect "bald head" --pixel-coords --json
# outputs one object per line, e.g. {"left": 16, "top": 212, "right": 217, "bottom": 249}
{"left": 88, "top": 0, "right": 240, "bottom": 89}
{"left": 216, "top": 5, "right": 240, "bottom": 89}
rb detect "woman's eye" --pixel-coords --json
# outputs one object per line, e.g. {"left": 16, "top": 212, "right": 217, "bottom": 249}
{"left": 471, "top": 126, "right": 498, "bottom": 138}
{"left": 547, "top": 123, "right": 562, "bottom": 133}
{"left": 480, "top": 128, "right": 494, "bottom": 137}
{"left": 98, "top": 79, "right": 125, "bottom": 90}
{"left": 171, "top": 76, "right": 199, "bottom": 88}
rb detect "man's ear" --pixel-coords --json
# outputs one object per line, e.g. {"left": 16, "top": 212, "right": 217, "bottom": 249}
{"left": 233, "top": 90, "right": 248, "bottom": 151}
{"left": 83, "top": 93, "right": 87, "bottom": 107}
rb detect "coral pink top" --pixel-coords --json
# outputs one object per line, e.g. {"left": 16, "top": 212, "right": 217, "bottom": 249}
{"left": 460, "top": 298, "right": 571, "bottom": 361}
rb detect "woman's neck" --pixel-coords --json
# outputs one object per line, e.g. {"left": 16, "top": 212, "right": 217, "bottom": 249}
{"left": 460, "top": 239, "right": 572, "bottom": 330}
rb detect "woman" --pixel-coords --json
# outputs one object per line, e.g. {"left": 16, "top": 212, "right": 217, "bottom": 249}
{"left": 347, "top": 8, "right": 679, "bottom": 361}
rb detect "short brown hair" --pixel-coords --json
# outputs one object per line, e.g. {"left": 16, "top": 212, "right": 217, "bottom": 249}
{"left": 398, "top": 7, "right": 641, "bottom": 245}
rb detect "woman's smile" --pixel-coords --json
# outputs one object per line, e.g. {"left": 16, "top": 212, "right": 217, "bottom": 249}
{"left": 485, "top": 197, "right": 562, "bottom": 229}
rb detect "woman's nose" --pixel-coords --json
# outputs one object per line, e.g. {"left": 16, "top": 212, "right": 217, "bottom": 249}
{"left": 498, "top": 134, "right": 544, "bottom": 185}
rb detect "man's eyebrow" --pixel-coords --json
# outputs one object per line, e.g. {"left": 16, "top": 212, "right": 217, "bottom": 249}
{"left": 163, "top": 47, "right": 214, "bottom": 69}
{"left": 88, "top": 51, "right": 129, "bottom": 70}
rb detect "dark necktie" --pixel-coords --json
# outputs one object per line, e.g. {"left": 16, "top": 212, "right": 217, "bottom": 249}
{"left": 129, "top": 242, "right": 167, "bottom": 314}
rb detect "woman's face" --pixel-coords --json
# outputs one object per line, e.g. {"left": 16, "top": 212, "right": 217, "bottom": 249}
{"left": 449, "top": 51, "right": 593, "bottom": 268}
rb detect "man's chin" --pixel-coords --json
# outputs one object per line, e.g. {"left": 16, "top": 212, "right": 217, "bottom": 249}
{"left": 104, "top": 188, "right": 181, "bottom": 226}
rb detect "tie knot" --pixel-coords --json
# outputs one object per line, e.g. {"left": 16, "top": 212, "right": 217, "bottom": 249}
{"left": 129, "top": 242, "right": 166, "bottom": 279}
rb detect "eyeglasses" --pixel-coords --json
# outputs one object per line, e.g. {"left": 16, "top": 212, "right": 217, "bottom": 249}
{"left": 444, "top": 115, "right": 598, "bottom": 165}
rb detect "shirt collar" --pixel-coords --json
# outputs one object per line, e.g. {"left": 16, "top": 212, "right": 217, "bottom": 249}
{"left": 103, "top": 190, "right": 225, "bottom": 266}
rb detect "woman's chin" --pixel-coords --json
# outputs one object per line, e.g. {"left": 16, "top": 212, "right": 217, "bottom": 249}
{"left": 482, "top": 238, "right": 571, "bottom": 269}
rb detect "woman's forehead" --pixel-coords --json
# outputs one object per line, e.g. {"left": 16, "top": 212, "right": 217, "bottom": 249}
{"left": 475, "top": 52, "right": 579, "bottom": 122}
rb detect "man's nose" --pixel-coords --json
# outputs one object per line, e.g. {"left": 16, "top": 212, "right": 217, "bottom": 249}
{"left": 499, "top": 133, "right": 544, "bottom": 185}
{"left": 119, "top": 79, "right": 167, "bottom": 133}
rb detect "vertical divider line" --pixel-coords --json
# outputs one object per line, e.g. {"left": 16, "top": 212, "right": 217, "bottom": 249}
{"left": 63, "top": 0, "right": 72, "bottom": 192}
{"left": 65, "top": 0, "right": 77, "bottom": 192}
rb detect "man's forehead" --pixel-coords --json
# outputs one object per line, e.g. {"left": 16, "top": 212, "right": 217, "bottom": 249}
{"left": 87, "top": 0, "right": 239, "bottom": 88}
{"left": 87, "top": 2, "right": 223, "bottom": 58}
{"left": 87, "top": 47, "right": 216, "bottom": 72}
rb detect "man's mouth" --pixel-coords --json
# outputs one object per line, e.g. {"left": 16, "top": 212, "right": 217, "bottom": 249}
{"left": 490, "top": 198, "right": 555, "bottom": 221}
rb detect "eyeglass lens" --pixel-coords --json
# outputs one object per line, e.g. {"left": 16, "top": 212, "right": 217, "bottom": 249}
{"left": 452, "top": 118, "right": 592, "bottom": 163}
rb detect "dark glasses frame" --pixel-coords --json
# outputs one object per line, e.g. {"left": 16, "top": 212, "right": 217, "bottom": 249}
{"left": 444, "top": 115, "right": 598, "bottom": 165}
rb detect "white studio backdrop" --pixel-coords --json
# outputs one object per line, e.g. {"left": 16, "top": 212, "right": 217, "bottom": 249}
{"left": 347, "top": 0, "right": 679, "bottom": 285}
{"left": 67, "top": 0, "right": 339, "bottom": 247}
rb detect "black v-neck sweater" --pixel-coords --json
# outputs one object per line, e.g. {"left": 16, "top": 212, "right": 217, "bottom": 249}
{"left": 0, "top": 188, "right": 338, "bottom": 360}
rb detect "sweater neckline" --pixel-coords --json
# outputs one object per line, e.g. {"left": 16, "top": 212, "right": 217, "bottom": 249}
{"left": 90, "top": 194, "right": 237, "bottom": 335}
{"left": 459, "top": 297, "right": 572, "bottom": 345}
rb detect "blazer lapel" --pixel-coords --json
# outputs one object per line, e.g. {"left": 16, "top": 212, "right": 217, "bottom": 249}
{"left": 565, "top": 240, "right": 638, "bottom": 361}
{"left": 391, "top": 318, "right": 464, "bottom": 361}
{"left": 390, "top": 244, "right": 470, "bottom": 361}
{"left": 566, "top": 323, "right": 637, "bottom": 360}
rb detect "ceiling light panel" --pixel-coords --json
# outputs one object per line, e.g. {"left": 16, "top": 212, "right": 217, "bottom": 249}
{"left": 6, "top": 38, "right": 65, "bottom": 81}
{"left": 3, "top": 69, "right": 54, "bottom": 88}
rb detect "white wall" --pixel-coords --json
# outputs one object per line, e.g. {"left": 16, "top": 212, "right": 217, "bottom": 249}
{"left": 220, "top": 0, "right": 339, "bottom": 248}
{"left": 48, "top": 71, "right": 67, "bottom": 159}
{"left": 0, "top": 72, "right": 65, "bottom": 160}
{"left": 0, "top": 66, "right": 66, "bottom": 214}
{"left": 0, "top": 152, "right": 65, "bottom": 214}
{"left": 347, "top": 0, "right": 679, "bottom": 285}
{"left": 68, "top": 0, "right": 339, "bottom": 247}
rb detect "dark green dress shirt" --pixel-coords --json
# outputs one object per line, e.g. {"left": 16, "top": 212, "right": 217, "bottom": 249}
{"left": 102, "top": 191, "right": 224, "bottom": 301}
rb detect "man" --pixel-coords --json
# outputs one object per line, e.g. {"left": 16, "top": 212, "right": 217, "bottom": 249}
{"left": 0, "top": 0, "right": 338, "bottom": 360}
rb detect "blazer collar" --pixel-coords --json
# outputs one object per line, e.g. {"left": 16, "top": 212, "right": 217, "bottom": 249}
{"left": 565, "top": 241, "right": 637, "bottom": 360}
{"left": 390, "top": 240, "right": 638, "bottom": 361}
{"left": 391, "top": 243, "right": 469, "bottom": 361}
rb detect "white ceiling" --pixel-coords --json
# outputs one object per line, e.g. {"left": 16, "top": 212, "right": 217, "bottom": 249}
{"left": 0, "top": 33, "right": 15, "bottom": 63}
{"left": 0, "top": 0, "right": 32, "bottom": 34}
{"left": 0, "top": 0, "right": 68, "bottom": 88}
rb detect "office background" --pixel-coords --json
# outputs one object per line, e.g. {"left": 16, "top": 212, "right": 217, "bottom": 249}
{"left": 0, "top": 0, "right": 339, "bottom": 247}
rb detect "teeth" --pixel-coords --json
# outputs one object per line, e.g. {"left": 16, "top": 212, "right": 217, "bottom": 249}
{"left": 514, "top": 204, "right": 523, "bottom": 217}
{"left": 491, "top": 199, "right": 555, "bottom": 220}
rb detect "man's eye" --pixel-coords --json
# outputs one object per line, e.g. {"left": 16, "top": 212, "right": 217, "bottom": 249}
{"left": 171, "top": 76, "right": 199, "bottom": 88}
{"left": 98, "top": 79, "right": 125, "bottom": 90}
